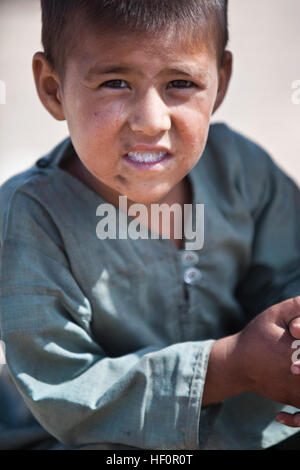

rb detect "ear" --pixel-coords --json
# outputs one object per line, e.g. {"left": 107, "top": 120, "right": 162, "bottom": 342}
{"left": 212, "top": 51, "right": 233, "bottom": 114}
{"left": 32, "top": 52, "right": 65, "bottom": 121}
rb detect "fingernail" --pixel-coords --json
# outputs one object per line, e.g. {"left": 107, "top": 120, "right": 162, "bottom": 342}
{"left": 291, "top": 364, "right": 300, "bottom": 375}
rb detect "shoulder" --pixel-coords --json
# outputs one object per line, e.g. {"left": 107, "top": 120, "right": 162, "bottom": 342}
{"left": 205, "top": 123, "right": 296, "bottom": 215}
{"left": 207, "top": 122, "right": 273, "bottom": 171}
{"left": 0, "top": 140, "right": 69, "bottom": 252}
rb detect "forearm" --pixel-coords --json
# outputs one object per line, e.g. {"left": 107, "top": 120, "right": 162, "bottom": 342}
{"left": 202, "top": 332, "right": 246, "bottom": 406}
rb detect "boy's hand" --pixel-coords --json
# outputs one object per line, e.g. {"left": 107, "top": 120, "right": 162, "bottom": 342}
{"left": 274, "top": 315, "right": 300, "bottom": 427}
{"left": 203, "top": 297, "right": 300, "bottom": 412}
{"left": 234, "top": 297, "right": 300, "bottom": 411}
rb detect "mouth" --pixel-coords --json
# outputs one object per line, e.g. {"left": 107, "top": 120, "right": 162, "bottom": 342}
{"left": 123, "top": 149, "right": 173, "bottom": 169}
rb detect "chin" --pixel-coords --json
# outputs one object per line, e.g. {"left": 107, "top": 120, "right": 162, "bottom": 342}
{"left": 129, "top": 191, "right": 169, "bottom": 205}
{"left": 126, "top": 197, "right": 158, "bottom": 206}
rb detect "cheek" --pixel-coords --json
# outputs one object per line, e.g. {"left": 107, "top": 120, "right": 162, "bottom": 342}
{"left": 64, "top": 85, "right": 126, "bottom": 140}
{"left": 80, "top": 106, "right": 129, "bottom": 178}
{"left": 177, "top": 106, "right": 210, "bottom": 151}
{"left": 92, "top": 100, "right": 127, "bottom": 130}
{"left": 179, "top": 88, "right": 218, "bottom": 147}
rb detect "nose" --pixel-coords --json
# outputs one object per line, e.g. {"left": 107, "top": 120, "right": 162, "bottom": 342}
{"left": 128, "top": 88, "right": 171, "bottom": 136}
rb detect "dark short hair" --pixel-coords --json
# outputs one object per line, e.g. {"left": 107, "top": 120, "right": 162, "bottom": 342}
{"left": 41, "top": 0, "right": 229, "bottom": 77}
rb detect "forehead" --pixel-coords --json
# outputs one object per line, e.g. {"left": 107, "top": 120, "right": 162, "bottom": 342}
{"left": 64, "top": 21, "right": 218, "bottom": 77}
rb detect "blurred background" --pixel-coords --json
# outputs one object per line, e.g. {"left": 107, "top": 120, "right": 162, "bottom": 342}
{"left": 0, "top": 0, "right": 300, "bottom": 185}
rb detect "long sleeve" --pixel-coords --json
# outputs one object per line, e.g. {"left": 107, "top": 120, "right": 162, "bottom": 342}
{"left": 0, "top": 190, "right": 214, "bottom": 450}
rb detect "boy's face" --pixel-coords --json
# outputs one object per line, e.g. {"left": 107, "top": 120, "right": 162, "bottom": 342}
{"left": 34, "top": 26, "right": 232, "bottom": 207}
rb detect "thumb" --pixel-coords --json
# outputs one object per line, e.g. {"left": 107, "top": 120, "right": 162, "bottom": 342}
{"left": 289, "top": 317, "right": 300, "bottom": 339}
{"left": 269, "top": 296, "right": 300, "bottom": 327}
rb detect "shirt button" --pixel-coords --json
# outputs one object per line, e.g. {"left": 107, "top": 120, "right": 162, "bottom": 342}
{"left": 36, "top": 157, "right": 49, "bottom": 168}
{"left": 183, "top": 267, "right": 202, "bottom": 285}
{"left": 181, "top": 251, "right": 199, "bottom": 265}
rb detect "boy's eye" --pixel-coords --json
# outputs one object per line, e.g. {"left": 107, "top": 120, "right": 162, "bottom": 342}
{"left": 101, "top": 80, "right": 129, "bottom": 89}
{"left": 167, "top": 80, "right": 195, "bottom": 89}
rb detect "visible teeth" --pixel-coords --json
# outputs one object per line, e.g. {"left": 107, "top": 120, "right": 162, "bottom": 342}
{"left": 127, "top": 151, "right": 167, "bottom": 163}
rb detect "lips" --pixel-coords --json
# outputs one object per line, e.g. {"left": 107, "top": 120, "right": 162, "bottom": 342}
{"left": 127, "top": 150, "right": 167, "bottom": 163}
{"left": 123, "top": 147, "right": 172, "bottom": 170}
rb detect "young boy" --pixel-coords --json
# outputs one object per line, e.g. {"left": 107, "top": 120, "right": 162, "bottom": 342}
{"left": 1, "top": 0, "right": 300, "bottom": 450}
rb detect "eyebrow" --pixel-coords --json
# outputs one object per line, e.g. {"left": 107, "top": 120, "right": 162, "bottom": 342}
{"left": 84, "top": 66, "right": 139, "bottom": 81}
{"left": 83, "top": 64, "right": 209, "bottom": 82}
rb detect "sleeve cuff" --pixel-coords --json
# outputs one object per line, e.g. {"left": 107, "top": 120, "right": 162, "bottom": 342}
{"left": 185, "top": 339, "right": 221, "bottom": 449}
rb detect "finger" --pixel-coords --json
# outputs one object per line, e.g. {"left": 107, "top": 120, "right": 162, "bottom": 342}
{"left": 289, "top": 317, "right": 300, "bottom": 339}
{"left": 290, "top": 362, "right": 300, "bottom": 375}
{"left": 271, "top": 297, "right": 300, "bottom": 326}
{"left": 275, "top": 411, "right": 300, "bottom": 427}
